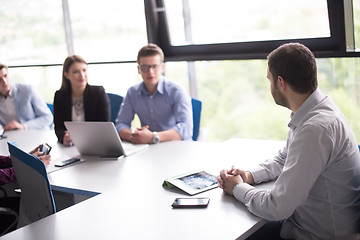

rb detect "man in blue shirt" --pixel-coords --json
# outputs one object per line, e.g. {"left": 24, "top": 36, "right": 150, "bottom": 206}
{"left": 115, "top": 44, "right": 193, "bottom": 144}
{"left": 0, "top": 64, "right": 53, "bottom": 130}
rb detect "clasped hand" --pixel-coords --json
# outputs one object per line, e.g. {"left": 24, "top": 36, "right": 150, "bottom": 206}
{"left": 130, "top": 125, "right": 153, "bottom": 144}
{"left": 217, "top": 166, "right": 254, "bottom": 196}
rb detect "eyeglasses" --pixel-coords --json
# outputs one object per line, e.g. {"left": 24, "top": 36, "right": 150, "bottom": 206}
{"left": 139, "top": 64, "right": 161, "bottom": 72}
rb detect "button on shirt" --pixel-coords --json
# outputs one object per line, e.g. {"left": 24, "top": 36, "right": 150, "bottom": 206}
{"left": 115, "top": 76, "right": 193, "bottom": 140}
{"left": 233, "top": 89, "right": 360, "bottom": 240}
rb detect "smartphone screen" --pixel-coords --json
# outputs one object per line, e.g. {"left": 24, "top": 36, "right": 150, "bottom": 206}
{"left": 40, "top": 143, "right": 52, "bottom": 156}
{"left": 171, "top": 197, "right": 210, "bottom": 208}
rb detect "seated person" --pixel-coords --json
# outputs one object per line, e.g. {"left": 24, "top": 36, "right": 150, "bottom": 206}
{"left": 0, "top": 145, "right": 51, "bottom": 234}
{"left": 0, "top": 145, "right": 51, "bottom": 185}
{"left": 53, "top": 55, "right": 110, "bottom": 146}
{"left": 0, "top": 64, "right": 53, "bottom": 131}
{"left": 115, "top": 44, "right": 193, "bottom": 144}
{"left": 218, "top": 43, "right": 360, "bottom": 240}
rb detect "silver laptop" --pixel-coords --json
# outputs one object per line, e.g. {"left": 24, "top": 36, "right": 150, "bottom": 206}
{"left": 64, "top": 121, "right": 148, "bottom": 158}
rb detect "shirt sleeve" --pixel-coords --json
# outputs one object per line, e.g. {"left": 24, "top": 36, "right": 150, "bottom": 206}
{"left": 251, "top": 145, "right": 287, "bottom": 184}
{"left": 0, "top": 155, "right": 16, "bottom": 185}
{"left": 0, "top": 155, "right": 12, "bottom": 168}
{"left": 21, "top": 86, "right": 53, "bottom": 130}
{"left": 170, "top": 88, "right": 193, "bottom": 140}
{"left": 115, "top": 89, "right": 135, "bottom": 133}
{"left": 233, "top": 124, "right": 332, "bottom": 221}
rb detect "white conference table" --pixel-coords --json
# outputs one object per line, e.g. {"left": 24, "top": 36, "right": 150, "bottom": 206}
{"left": 0, "top": 130, "right": 285, "bottom": 240}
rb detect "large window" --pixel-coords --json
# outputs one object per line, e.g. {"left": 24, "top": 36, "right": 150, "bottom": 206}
{"left": 0, "top": 0, "right": 67, "bottom": 65}
{"left": 160, "top": 0, "right": 360, "bottom": 142}
{"left": 1, "top": 0, "right": 148, "bottom": 103}
{"left": 0, "top": 0, "right": 147, "bottom": 65}
{"left": 1, "top": 0, "right": 360, "bottom": 144}
{"left": 146, "top": 0, "right": 353, "bottom": 61}
{"left": 165, "top": 0, "right": 330, "bottom": 46}
{"left": 68, "top": 0, "right": 147, "bottom": 62}
{"left": 165, "top": 57, "right": 360, "bottom": 142}
{"left": 355, "top": 0, "right": 360, "bottom": 49}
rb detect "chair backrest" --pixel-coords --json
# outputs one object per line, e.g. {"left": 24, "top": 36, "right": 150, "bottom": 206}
{"left": 7, "top": 142, "right": 56, "bottom": 227}
{"left": 46, "top": 103, "right": 54, "bottom": 115}
{"left": 107, "top": 93, "right": 123, "bottom": 124}
{"left": 0, "top": 207, "right": 18, "bottom": 236}
{"left": 191, "top": 98, "right": 202, "bottom": 141}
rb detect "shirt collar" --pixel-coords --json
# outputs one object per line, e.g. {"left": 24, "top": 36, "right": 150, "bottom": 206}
{"left": 139, "top": 76, "right": 165, "bottom": 96}
{"left": 8, "top": 85, "right": 14, "bottom": 97}
{"left": 0, "top": 86, "right": 14, "bottom": 99}
{"left": 288, "top": 88, "right": 324, "bottom": 130}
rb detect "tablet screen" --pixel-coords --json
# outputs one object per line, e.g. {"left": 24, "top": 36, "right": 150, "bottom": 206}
{"left": 177, "top": 171, "right": 218, "bottom": 190}
{"left": 167, "top": 170, "right": 218, "bottom": 195}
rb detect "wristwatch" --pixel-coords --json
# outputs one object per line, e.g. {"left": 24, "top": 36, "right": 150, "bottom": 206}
{"left": 152, "top": 132, "right": 160, "bottom": 144}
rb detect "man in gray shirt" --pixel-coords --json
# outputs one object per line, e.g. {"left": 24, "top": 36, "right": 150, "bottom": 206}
{"left": 218, "top": 43, "right": 360, "bottom": 240}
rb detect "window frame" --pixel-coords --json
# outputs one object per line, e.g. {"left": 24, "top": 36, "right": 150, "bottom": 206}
{"left": 144, "top": 0, "right": 360, "bottom": 61}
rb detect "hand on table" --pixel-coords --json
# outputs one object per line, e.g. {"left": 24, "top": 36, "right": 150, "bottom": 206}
{"left": 130, "top": 125, "right": 153, "bottom": 144}
{"left": 218, "top": 166, "right": 254, "bottom": 196}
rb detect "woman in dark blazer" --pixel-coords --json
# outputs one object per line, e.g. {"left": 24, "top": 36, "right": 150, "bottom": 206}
{"left": 54, "top": 55, "right": 110, "bottom": 145}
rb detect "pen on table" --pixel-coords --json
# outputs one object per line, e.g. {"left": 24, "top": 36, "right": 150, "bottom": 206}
{"left": 0, "top": 129, "right": 6, "bottom": 139}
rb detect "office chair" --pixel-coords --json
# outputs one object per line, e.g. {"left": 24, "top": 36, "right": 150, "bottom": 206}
{"left": 46, "top": 103, "right": 54, "bottom": 115}
{"left": 7, "top": 142, "right": 56, "bottom": 227}
{"left": 0, "top": 186, "right": 19, "bottom": 236}
{"left": 191, "top": 98, "right": 202, "bottom": 141}
{"left": 107, "top": 93, "right": 123, "bottom": 124}
{"left": 0, "top": 207, "right": 18, "bottom": 236}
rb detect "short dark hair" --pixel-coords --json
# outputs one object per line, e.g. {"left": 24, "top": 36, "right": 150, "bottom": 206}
{"left": 267, "top": 43, "right": 317, "bottom": 94}
{"left": 137, "top": 43, "right": 164, "bottom": 64}
{"left": 0, "top": 64, "right": 8, "bottom": 71}
{"left": 60, "top": 55, "right": 87, "bottom": 91}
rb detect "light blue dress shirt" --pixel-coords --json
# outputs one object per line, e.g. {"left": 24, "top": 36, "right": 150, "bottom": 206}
{"left": 0, "top": 83, "right": 53, "bottom": 129}
{"left": 115, "top": 76, "right": 193, "bottom": 140}
{"left": 233, "top": 89, "right": 360, "bottom": 240}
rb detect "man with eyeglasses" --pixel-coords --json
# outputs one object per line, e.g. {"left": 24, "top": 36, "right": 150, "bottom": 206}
{"left": 115, "top": 44, "right": 193, "bottom": 144}
{"left": 0, "top": 64, "right": 53, "bottom": 131}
